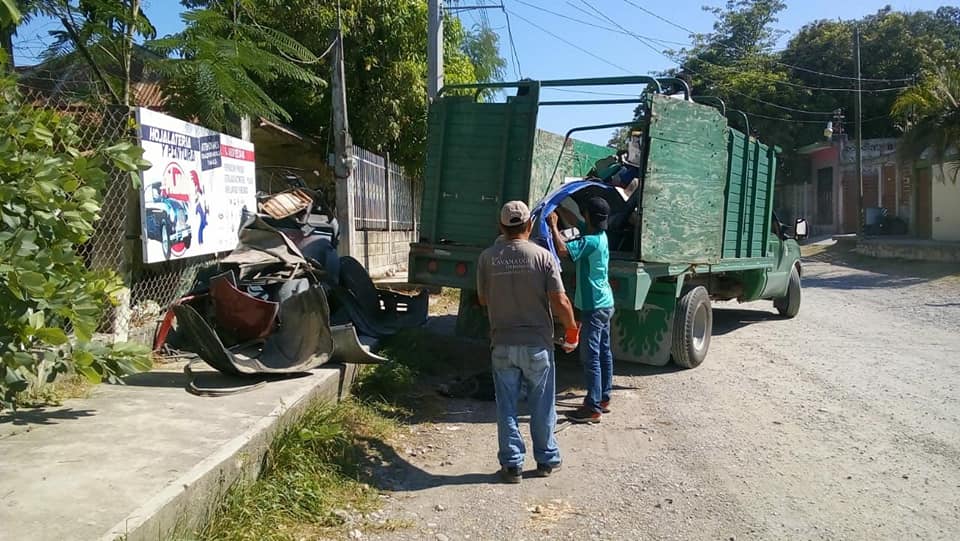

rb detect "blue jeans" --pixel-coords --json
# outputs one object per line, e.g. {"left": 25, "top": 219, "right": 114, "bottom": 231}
{"left": 491, "top": 345, "right": 561, "bottom": 469}
{"left": 580, "top": 308, "right": 614, "bottom": 413}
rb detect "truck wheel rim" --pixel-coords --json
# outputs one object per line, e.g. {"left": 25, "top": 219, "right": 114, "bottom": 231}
{"left": 692, "top": 303, "right": 708, "bottom": 351}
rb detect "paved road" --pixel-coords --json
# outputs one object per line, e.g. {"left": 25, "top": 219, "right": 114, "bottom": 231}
{"left": 363, "top": 245, "right": 960, "bottom": 541}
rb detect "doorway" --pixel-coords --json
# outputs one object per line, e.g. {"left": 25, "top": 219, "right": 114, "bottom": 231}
{"left": 915, "top": 167, "right": 932, "bottom": 239}
{"left": 816, "top": 167, "right": 833, "bottom": 226}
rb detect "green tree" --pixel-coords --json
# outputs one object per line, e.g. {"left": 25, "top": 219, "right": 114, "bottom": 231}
{"left": 148, "top": 0, "right": 324, "bottom": 133}
{"left": 892, "top": 67, "right": 960, "bottom": 183}
{"left": 210, "top": 0, "right": 506, "bottom": 175}
{"left": 0, "top": 66, "right": 152, "bottom": 410}
{"left": 659, "top": 3, "right": 960, "bottom": 183}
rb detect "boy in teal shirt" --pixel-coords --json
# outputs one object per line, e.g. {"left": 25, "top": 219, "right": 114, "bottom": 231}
{"left": 547, "top": 197, "right": 615, "bottom": 423}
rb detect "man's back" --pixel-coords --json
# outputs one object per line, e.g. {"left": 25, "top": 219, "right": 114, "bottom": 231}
{"left": 478, "top": 239, "right": 563, "bottom": 349}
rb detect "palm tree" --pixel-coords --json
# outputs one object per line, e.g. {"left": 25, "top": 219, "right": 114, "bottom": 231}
{"left": 892, "top": 67, "right": 960, "bottom": 183}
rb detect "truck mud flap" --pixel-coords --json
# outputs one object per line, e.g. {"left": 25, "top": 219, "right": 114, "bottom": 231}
{"left": 330, "top": 324, "right": 388, "bottom": 364}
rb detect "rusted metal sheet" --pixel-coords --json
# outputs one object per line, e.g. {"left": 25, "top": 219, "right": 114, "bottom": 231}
{"left": 641, "top": 95, "right": 729, "bottom": 264}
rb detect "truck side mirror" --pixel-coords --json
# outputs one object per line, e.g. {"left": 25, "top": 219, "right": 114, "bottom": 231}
{"left": 794, "top": 218, "right": 809, "bottom": 241}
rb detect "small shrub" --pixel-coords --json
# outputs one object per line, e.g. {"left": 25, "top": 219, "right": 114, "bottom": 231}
{"left": 0, "top": 68, "right": 152, "bottom": 409}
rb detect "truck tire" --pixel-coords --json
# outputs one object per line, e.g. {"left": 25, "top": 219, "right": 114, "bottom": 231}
{"left": 671, "top": 286, "right": 712, "bottom": 369}
{"left": 774, "top": 266, "right": 801, "bottom": 318}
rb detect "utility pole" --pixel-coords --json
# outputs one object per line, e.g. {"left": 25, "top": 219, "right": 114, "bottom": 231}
{"left": 854, "top": 26, "right": 864, "bottom": 237}
{"left": 332, "top": 30, "right": 355, "bottom": 258}
{"left": 428, "top": 0, "right": 444, "bottom": 100}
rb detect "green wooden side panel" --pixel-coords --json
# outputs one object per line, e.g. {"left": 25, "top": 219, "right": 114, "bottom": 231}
{"left": 720, "top": 128, "right": 778, "bottom": 259}
{"left": 420, "top": 92, "right": 539, "bottom": 246}
{"left": 420, "top": 86, "right": 613, "bottom": 247}
{"left": 529, "top": 129, "right": 613, "bottom": 205}
{"left": 640, "top": 95, "right": 729, "bottom": 264}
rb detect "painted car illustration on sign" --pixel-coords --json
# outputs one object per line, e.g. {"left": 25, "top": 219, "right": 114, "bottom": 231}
{"left": 144, "top": 181, "right": 193, "bottom": 259}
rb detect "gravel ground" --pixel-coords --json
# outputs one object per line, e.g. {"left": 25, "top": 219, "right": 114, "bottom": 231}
{"left": 359, "top": 242, "right": 960, "bottom": 541}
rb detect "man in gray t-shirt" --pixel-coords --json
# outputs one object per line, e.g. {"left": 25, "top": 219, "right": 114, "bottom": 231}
{"left": 478, "top": 201, "right": 577, "bottom": 483}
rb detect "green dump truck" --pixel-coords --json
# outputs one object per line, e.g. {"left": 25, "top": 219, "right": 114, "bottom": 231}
{"left": 409, "top": 77, "right": 806, "bottom": 368}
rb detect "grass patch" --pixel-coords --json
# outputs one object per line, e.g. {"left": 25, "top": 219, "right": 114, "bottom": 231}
{"left": 190, "top": 399, "right": 401, "bottom": 541}
{"left": 184, "top": 328, "right": 456, "bottom": 541}
{"left": 17, "top": 374, "right": 92, "bottom": 408}
{"left": 429, "top": 287, "right": 460, "bottom": 316}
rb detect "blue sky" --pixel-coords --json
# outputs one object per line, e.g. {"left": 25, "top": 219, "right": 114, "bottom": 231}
{"left": 13, "top": 0, "right": 950, "bottom": 144}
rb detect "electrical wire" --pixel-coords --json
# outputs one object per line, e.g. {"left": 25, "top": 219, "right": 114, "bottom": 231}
{"left": 543, "top": 87, "right": 642, "bottom": 97}
{"left": 501, "top": 2, "right": 523, "bottom": 78}
{"left": 579, "top": 0, "right": 888, "bottom": 115}
{"left": 505, "top": 8, "right": 632, "bottom": 74}
{"left": 620, "top": 0, "right": 915, "bottom": 83}
{"left": 743, "top": 110, "right": 889, "bottom": 124}
{"left": 513, "top": 0, "right": 688, "bottom": 46}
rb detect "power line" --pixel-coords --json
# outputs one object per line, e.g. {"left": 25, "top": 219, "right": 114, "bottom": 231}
{"left": 621, "top": 0, "right": 693, "bottom": 36}
{"left": 543, "top": 87, "right": 641, "bottom": 97}
{"left": 578, "top": 0, "right": 862, "bottom": 116}
{"left": 514, "top": 0, "right": 688, "bottom": 46}
{"left": 742, "top": 110, "right": 889, "bottom": 124}
{"left": 619, "top": 0, "right": 915, "bottom": 83}
{"left": 501, "top": 3, "right": 523, "bottom": 79}
{"left": 505, "top": 8, "right": 632, "bottom": 74}
{"left": 675, "top": 54, "right": 911, "bottom": 93}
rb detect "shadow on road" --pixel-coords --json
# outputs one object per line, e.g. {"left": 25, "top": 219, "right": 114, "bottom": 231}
{"left": 712, "top": 307, "right": 779, "bottom": 336}
{"left": 802, "top": 242, "right": 960, "bottom": 290}
{"left": 361, "top": 436, "right": 499, "bottom": 491}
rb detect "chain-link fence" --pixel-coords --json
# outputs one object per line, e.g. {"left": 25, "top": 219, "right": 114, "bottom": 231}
{"left": 17, "top": 82, "right": 214, "bottom": 344}
{"left": 13, "top": 76, "right": 422, "bottom": 343}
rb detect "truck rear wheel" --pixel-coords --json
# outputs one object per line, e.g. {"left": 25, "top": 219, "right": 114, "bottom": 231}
{"left": 774, "top": 266, "right": 801, "bottom": 318}
{"left": 671, "top": 286, "right": 712, "bottom": 369}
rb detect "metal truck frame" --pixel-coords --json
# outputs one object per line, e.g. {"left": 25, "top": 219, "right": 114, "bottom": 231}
{"left": 409, "top": 77, "right": 805, "bottom": 368}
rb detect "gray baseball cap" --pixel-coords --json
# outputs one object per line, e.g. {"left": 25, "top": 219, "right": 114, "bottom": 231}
{"left": 500, "top": 200, "right": 531, "bottom": 226}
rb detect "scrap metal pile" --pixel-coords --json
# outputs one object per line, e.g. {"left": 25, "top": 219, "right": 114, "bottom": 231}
{"left": 154, "top": 187, "right": 428, "bottom": 380}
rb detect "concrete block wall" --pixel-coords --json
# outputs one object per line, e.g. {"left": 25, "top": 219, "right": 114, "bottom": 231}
{"left": 353, "top": 229, "right": 416, "bottom": 278}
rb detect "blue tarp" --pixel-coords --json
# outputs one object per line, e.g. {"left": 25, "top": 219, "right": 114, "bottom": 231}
{"left": 530, "top": 180, "right": 618, "bottom": 265}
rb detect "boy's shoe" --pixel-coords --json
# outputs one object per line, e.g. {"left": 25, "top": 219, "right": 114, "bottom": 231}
{"left": 583, "top": 398, "right": 611, "bottom": 413}
{"left": 534, "top": 462, "right": 562, "bottom": 478}
{"left": 499, "top": 465, "right": 522, "bottom": 484}
{"left": 566, "top": 407, "right": 602, "bottom": 423}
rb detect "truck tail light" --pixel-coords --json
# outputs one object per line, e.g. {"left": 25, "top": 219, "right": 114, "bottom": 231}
{"left": 455, "top": 262, "right": 468, "bottom": 276}
{"left": 427, "top": 260, "right": 438, "bottom": 273}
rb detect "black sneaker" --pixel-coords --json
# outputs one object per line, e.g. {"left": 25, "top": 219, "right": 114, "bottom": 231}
{"left": 534, "top": 462, "right": 562, "bottom": 477}
{"left": 499, "top": 465, "right": 522, "bottom": 484}
{"left": 566, "top": 406, "right": 602, "bottom": 423}
{"left": 583, "top": 398, "right": 611, "bottom": 414}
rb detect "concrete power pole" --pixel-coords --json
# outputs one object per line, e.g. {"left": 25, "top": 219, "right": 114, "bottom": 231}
{"left": 428, "top": 0, "right": 444, "bottom": 100}
{"left": 332, "top": 30, "right": 355, "bottom": 258}
{"left": 854, "top": 26, "right": 864, "bottom": 237}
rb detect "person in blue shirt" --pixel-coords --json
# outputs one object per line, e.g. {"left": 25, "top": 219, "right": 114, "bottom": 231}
{"left": 547, "top": 197, "right": 615, "bottom": 423}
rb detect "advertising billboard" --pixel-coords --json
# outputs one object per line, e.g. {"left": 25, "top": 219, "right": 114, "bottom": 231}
{"left": 136, "top": 108, "right": 257, "bottom": 264}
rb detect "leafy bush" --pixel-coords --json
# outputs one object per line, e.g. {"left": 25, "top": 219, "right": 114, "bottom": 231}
{"left": 0, "top": 70, "right": 152, "bottom": 410}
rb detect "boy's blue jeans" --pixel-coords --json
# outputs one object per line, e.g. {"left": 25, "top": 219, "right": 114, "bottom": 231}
{"left": 491, "top": 345, "right": 561, "bottom": 469}
{"left": 580, "top": 307, "right": 615, "bottom": 413}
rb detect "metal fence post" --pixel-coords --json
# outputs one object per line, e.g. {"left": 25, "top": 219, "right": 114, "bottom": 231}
{"left": 385, "top": 152, "right": 394, "bottom": 270}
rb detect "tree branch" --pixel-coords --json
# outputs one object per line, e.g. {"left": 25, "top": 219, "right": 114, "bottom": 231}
{"left": 58, "top": 13, "right": 122, "bottom": 104}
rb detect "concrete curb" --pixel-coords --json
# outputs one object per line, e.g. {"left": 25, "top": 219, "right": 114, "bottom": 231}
{"left": 98, "top": 363, "right": 358, "bottom": 541}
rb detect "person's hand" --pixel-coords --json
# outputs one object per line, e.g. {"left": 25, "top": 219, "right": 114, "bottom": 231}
{"left": 546, "top": 212, "right": 559, "bottom": 229}
{"left": 561, "top": 324, "right": 581, "bottom": 353}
